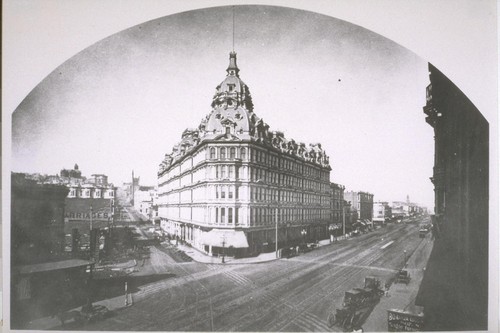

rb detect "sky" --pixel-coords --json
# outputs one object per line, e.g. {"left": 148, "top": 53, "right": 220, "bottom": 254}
{"left": 11, "top": 5, "right": 434, "bottom": 208}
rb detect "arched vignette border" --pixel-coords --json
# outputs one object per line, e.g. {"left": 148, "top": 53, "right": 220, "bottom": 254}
{"left": 2, "top": 1, "right": 498, "bottom": 332}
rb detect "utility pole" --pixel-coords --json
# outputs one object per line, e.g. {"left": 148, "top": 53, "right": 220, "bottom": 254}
{"left": 90, "top": 205, "right": 93, "bottom": 231}
{"left": 275, "top": 207, "right": 279, "bottom": 258}
{"left": 342, "top": 204, "right": 346, "bottom": 236}
{"left": 221, "top": 236, "right": 226, "bottom": 263}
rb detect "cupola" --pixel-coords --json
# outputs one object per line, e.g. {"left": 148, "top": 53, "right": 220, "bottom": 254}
{"left": 211, "top": 52, "right": 253, "bottom": 112}
{"left": 226, "top": 51, "right": 240, "bottom": 77}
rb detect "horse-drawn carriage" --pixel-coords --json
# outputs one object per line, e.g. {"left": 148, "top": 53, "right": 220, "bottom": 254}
{"left": 327, "top": 277, "right": 384, "bottom": 330}
{"left": 394, "top": 269, "right": 411, "bottom": 285}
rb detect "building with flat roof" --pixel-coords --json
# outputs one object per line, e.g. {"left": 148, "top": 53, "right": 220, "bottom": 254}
{"left": 134, "top": 185, "right": 158, "bottom": 221}
{"left": 11, "top": 173, "right": 69, "bottom": 265}
{"left": 344, "top": 190, "right": 374, "bottom": 223}
{"left": 21, "top": 167, "right": 117, "bottom": 232}
{"left": 158, "top": 52, "right": 332, "bottom": 257}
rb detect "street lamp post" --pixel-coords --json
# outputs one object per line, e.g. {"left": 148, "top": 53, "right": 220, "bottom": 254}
{"left": 342, "top": 205, "right": 346, "bottom": 237}
{"left": 221, "top": 235, "right": 226, "bottom": 263}
{"left": 285, "top": 222, "right": 291, "bottom": 246}
{"left": 404, "top": 250, "right": 407, "bottom": 267}
{"left": 328, "top": 225, "right": 335, "bottom": 243}
{"left": 301, "top": 229, "right": 307, "bottom": 244}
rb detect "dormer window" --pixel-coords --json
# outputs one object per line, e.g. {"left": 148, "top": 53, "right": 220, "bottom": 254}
{"left": 228, "top": 84, "right": 235, "bottom": 92}
{"left": 225, "top": 127, "right": 231, "bottom": 135}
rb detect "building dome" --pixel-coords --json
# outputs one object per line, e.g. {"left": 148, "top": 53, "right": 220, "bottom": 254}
{"left": 158, "top": 51, "right": 331, "bottom": 175}
{"left": 211, "top": 52, "right": 253, "bottom": 111}
{"left": 203, "top": 52, "right": 255, "bottom": 139}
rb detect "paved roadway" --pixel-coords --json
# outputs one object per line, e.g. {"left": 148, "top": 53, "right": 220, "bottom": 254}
{"left": 86, "top": 217, "right": 429, "bottom": 331}
{"left": 120, "top": 206, "right": 146, "bottom": 222}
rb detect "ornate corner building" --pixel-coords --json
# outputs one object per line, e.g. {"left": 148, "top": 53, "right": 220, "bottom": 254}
{"left": 157, "top": 52, "right": 332, "bottom": 257}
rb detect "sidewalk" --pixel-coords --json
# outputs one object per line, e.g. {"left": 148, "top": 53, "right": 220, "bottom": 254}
{"left": 363, "top": 235, "right": 434, "bottom": 332}
{"left": 175, "top": 238, "right": 337, "bottom": 264}
{"left": 24, "top": 236, "right": 352, "bottom": 329}
{"left": 95, "top": 259, "right": 137, "bottom": 270}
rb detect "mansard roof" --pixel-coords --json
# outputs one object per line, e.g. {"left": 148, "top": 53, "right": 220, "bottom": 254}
{"left": 158, "top": 52, "right": 331, "bottom": 175}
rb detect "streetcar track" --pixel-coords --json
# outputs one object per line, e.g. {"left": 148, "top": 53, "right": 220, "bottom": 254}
{"left": 88, "top": 221, "right": 426, "bottom": 331}
{"left": 204, "top": 224, "right": 421, "bottom": 331}
{"left": 260, "top": 226, "right": 424, "bottom": 331}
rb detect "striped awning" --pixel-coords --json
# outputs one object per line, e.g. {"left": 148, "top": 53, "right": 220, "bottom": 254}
{"left": 199, "top": 229, "right": 249, "bottom": 248}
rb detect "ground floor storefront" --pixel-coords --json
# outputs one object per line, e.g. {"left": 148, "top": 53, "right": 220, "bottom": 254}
{"left": 159, "top": 219, "right": 333, "bottom": 258}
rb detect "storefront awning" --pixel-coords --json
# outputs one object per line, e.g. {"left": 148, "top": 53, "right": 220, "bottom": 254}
{"left": 14, "top": 259, "right": 94, "bottom": 275}
{"left": 199, "top": 229, "right": 249, "bottom": 248}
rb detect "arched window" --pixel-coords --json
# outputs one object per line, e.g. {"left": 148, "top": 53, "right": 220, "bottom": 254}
{"left": 220, "top": 147, "right": 226, "bottom": 159}
{"left": 210, "top": 147, "right": 216, "bottom": 159}
{"left": 241, "top": 148, "right": 246, "bottom": 160}
{"left": 230, "top": 147, "right": 236, "bottom": 159}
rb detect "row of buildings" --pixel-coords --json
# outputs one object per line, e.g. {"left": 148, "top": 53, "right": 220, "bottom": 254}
{"left": 131, "top": 174, "right": 423, "bottom": 238}
{"left": 11, "top": 173, "right": 95, "bottom": 327}
{"left": 20, "top": 165, "right": 117, "bottom": 231}
{"left": 372, "top": 197, "right": 427, "bottom": 223}
{"left": 155, "top": 52, "right": 425, "bottom": 258}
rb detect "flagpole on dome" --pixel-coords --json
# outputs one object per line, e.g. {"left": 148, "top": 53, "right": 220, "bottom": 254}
{"left": 232, "top": 5, "right": 235, "bottom": 52}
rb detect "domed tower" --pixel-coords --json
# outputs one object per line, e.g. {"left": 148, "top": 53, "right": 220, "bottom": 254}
{"left": 157, "top": 50, "right": 333, "bottom": 259}
{"left": 203, "top": 52, "right": 255, "bottom": 141}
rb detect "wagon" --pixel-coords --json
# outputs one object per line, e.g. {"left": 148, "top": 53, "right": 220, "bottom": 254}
{"left": 327, "top": 277, "right": 384, "bottom": 330}
{"left": 395, "top": 269, "right": 411, "bottom": 285}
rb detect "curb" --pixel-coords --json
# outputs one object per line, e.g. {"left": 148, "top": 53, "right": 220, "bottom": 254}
{"left": 175, "top": 238, "right": 350, "bottom": 265}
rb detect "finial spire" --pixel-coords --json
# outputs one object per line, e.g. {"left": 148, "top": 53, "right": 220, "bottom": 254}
{"left": 226, "top": 52, "right": 239, "bottom": 77}
{"left": 232, "top": 6, "right": 236, "bottom": 52}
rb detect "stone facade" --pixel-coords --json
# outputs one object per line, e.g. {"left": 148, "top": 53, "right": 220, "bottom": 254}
{"left": 158, "top": 52, "right": 332, "bottom": 257}
{"left": 134, "top": 186, "right": 158, "bottom": 221}
{"left": 344, "top": 190, "right": 374, "bottom": 222}
{"left": 416, "top": 63, "right": 488, "bottom": 330}
{"left": 22, "top": 168, "right": 117, "bottom": 229}
{"left": 329, "top": 183, "right": 346, "bottom": 236}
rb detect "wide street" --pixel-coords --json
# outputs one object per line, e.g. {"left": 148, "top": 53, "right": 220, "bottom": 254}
{"left": 85, "top": 217, "right": 430, "bottom": 331}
